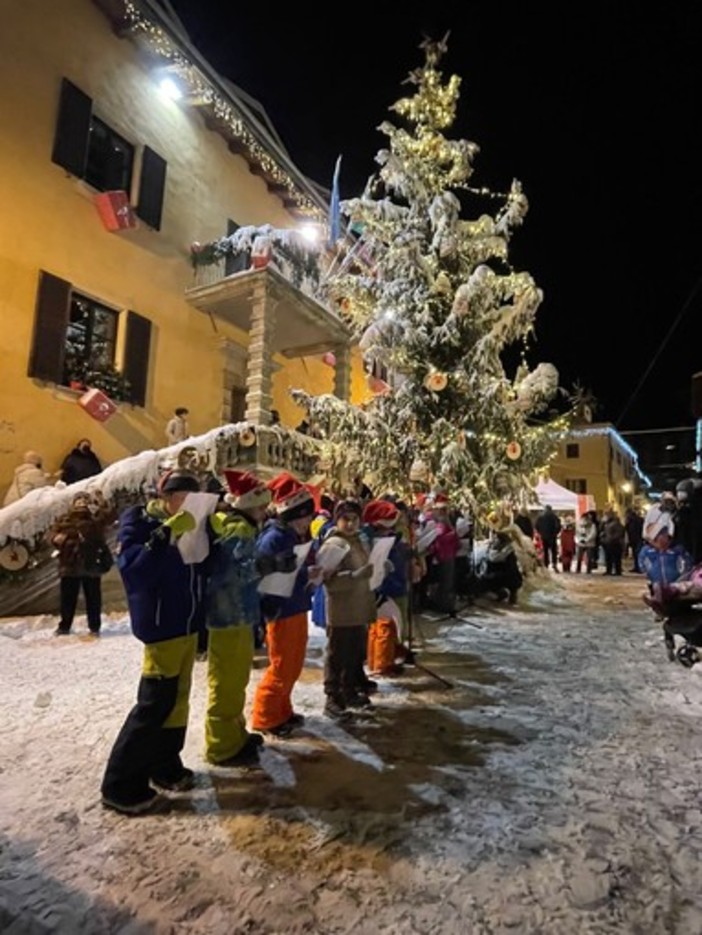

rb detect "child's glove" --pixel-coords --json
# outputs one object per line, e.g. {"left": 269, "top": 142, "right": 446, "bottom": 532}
{"left": 210, "top": 512, "right": 227, "bottom": 537}
{"left": 351, "top": 563, "right": 373, "bottom": 580}
{"left": 210, "top": 512, "right": 238, "bottom": 539}
{"left": 162, "top": 510, "right": 196, "bottom": 539}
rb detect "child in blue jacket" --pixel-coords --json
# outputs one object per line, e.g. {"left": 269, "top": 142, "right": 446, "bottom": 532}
{"left": 101, "top": 469, "right": 212, "bottom": 815}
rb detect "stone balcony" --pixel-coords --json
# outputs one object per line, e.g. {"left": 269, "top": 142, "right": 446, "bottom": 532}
{"left": 184, "top": 235, "right": 353, "bottom": 428}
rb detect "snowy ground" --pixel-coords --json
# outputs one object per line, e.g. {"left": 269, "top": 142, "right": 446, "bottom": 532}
{"left": 1, "top": 572, "right": 702, "bottom": 935}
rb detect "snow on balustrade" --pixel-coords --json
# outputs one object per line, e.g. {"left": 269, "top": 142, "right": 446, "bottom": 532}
{"left": 0, "top": 422, "right": 319, "bottom": 546}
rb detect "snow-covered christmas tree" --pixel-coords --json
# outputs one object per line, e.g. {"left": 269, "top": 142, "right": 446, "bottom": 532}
{"left": 294, "top": 35, "right": 571, "bottom": 517}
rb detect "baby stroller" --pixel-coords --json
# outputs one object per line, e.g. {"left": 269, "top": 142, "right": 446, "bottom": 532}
{"left": 643, "top": 561, "right": 702, "bottom": 667}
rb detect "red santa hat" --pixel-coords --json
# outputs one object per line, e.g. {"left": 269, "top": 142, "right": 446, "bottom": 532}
{"left": 223, "top": 470, "right": 271, "bottom": 511}
{"left": 426, "top": 492, "right": 451, "bottom": 513}
{"left": 363, "top": 499, "right": 399, "bottom": 528}
{"left": 266, "top": 471, "right": 314, "bottom": 521}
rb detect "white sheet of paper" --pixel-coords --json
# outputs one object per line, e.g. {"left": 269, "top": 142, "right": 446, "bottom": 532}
{"left": 258, "top": 541, "right": 313, "bottom": 597}
{"left": 176, "top": 492, "right": 219, "bottom": 564}
{"left": 368, "top": 536, "right": 395, "bottom": 591}
{"left": 316, "top": 540, "right": 350, "bottom": 573}
{"left": 416, "top": 525, "right": 439, "bottom": 555}
{"left": 377, "top": 598, "right": 401, "bottom": 629}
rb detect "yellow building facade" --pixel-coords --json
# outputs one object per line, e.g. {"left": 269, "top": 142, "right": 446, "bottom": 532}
{"left": 548, "top": 422, "right": 650, "bottom": 517}
{"left": 0, "top": 0, "right": 366, "bottom": 494}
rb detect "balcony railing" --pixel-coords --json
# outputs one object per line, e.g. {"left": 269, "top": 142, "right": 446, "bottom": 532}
{"left": 189, "top": 226, "right": 328, "bottom": 305}
{"left": 215, "top": 424, "right": 322, "bottom": 478}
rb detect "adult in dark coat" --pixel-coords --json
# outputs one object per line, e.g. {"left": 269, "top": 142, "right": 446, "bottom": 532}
{"left": 60, "top": 438, "right": 102, "bottom": 485}
{"left": 48, "top": 491, "right": 116, "bottom": 635}
{"left": 535, "top": 505, "right": 562, "bottom": 570}
{"left": 624, "top": 507, "right": 644, "bottom": 572}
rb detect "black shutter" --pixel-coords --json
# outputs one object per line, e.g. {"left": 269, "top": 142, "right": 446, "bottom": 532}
{"left": 51, "top": 78, "right": 92, "bottom": 177}
{"left": 136, "top": 147, "right": 167, "bottom": 231}
{"left": 28, "top": 271, "right": 71, "bottom": 382}
{"left": 123, "top": 311, "right": 152, "bottom": 407}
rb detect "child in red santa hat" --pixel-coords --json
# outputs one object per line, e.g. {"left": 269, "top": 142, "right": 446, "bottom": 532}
{"left": 251, "top": 472, "right": 321, "bottom": 736}
{"left": 362, "top": 499, "right": 409, "bottom": 678}
{"left": 204, "top": 470, "right": 271, "bottom": 767}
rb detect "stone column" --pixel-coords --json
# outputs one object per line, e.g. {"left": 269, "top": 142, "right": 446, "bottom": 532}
{"left": 332, "top": 342, "right": 351, "bottom": 401}
{"left": 245, "top": 281, "right": 277, "bottom": 424}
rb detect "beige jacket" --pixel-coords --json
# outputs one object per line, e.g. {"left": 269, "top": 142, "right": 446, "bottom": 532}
{"left": 3, "top": 463, "right": 50, "bottom": 506}
{"left": 320, "top": 530, "right": 377, "bottom": 628}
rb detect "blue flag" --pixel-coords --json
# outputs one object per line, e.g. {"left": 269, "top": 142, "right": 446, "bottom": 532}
{"left": 328, "top": 155, "right": 342, "bottom": 247}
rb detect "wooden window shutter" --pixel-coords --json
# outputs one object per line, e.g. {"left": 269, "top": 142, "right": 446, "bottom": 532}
{"left": 28, "top": 271, "right": 71, "bottom": 382}
{"left": 51, "top": 78, "right": 92, "bottom": 177}
{"left": 123, "top": 311, "right": 152, "bottom": 407}
{"left": 136, "top": 147, "right": 167, "bottom": 231}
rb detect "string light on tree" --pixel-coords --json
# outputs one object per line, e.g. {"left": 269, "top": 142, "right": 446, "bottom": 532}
{"left": 291, "top": 36, "right": 575, "bottom": 514}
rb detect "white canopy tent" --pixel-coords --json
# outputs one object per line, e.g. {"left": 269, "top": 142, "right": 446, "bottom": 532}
{"left": 532, "top": 478, "right": 580, "bottom": 512}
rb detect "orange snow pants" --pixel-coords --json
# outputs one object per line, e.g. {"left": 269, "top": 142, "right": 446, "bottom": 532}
{"left": 251, "top": 612, "right": 308, "bottom": 731}
{"left": 367, "top": 617, "right": 398, "bottom": 675}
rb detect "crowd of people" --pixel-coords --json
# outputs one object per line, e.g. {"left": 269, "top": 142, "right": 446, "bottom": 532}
{"left": 97, "top": 467, "right": 525, "bottom": 815}
{"left": 516, "top": 504, "right": 645, "bottom": 576}
{"left": 4, "top": 419, "right": 702, "bottom": 812}
{"left": 2, "top": 438, "right": 103, "bottom": 506}
{"left": 99, "top": 469, "right": 702, "bottom": 817}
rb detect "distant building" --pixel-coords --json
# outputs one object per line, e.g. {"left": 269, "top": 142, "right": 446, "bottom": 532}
{"left": 0, "top": 0, "right": 368, "bottom": 494}
{"left": 549, "top": 421, "right": 651, "bottom": 516}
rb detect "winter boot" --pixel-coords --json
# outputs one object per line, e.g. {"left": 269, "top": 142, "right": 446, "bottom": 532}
{"left": 324, "top": 696, "right": 352, "bottom": 721}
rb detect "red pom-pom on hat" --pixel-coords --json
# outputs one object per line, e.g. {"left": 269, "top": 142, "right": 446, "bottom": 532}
{"left": 362, "top": 499, "right": 399, "bottom": 528}
{"left": 266, "top": 471, "right": 314, "bottom": 519}
{"left": 223, "top": 470, "right": 271, "bottom": 511}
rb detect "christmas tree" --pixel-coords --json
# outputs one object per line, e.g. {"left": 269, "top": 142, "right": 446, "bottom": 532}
{"left": 294, "top": 36, "right": 571, "bottom": 518}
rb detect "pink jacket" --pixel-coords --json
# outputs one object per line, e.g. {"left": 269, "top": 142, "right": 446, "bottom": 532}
{"left": 429, "top": 521, "right": 459, "bottom": 563}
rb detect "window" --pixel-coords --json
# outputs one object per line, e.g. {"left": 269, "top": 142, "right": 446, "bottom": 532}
{"left": 364, "top": 357, "right": 389, "bottom": 383}
{"left": 84, "top": 116, "right": 134, "bottom": 193}
{"left": 230, "top": 385, "right": 247, "bottom": 422}
{"left": 565, "top": 479, "right": 587, "bottom": 494}
{"left": 52, "top": 78, "right": 167, "bottom": 230}
{"left": 566, "top": 443, "right": 580, "bottom": 458}
{"left": 64, "top": 293, "right": 118, "bottom": 386}
{"left": 28, "top": 271, "right": 152, "bottom": 406}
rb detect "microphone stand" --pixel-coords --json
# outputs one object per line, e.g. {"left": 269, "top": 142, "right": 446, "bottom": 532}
{"left": 402, "top": 553, "right": 455, "bottom": 689}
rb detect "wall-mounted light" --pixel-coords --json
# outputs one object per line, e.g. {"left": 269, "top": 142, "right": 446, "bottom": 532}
{"left": 299, "top": 224, "right": 320, "bottom": 244}
{"left": 621, "top": 481, "right": 632, "bottom": 493}
{"left": 158, "top": 76, "right": 183, "bottom": 101}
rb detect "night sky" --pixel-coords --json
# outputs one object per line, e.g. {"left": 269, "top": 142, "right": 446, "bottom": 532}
{"left": 166, "top": 1, "right": 702, "bottom": 432}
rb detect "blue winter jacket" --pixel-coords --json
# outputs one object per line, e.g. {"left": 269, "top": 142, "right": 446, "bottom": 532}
{"left": 639, "top": 542, "right": 693, "bottom": 588}
{"left": 117, "top": 503, "right": 209, "bottom": 645}
{"left": 206, "top": 512, "right": 261, "bottom": 629}
{"left": 255, "top": 518, "right": 312, "bottom": 621}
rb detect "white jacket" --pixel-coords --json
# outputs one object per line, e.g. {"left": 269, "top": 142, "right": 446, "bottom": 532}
{"left": 3, "top": 463, "right": 50, "bottom": 506}
{"left": 166, "top": 415, "right": 189, "bottom": 445}
{"left": 575, "top": 518, "right": 597, "bottom": 549}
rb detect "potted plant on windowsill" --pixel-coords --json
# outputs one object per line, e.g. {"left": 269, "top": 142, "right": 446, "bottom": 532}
{"left": 64, "top": 357, "right": 131, "bottom": 403}
{"left": 84, "top": 364, "right": 132, "bottom": 403}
